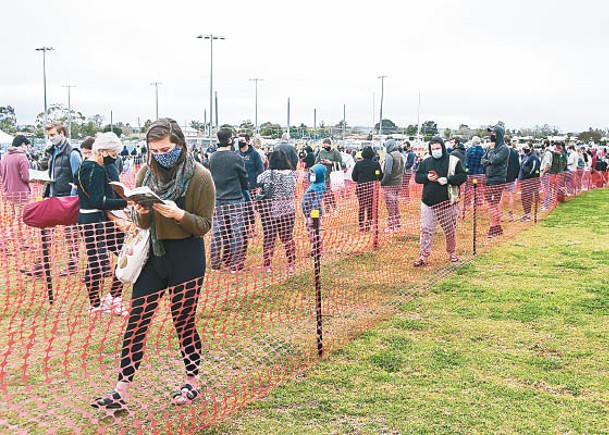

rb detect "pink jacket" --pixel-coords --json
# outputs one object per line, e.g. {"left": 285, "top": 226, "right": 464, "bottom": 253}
{"left": 0, "top": 148, "right": 30, "bottom": 195}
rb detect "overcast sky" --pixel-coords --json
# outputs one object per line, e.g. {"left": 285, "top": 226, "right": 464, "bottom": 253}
{"left": 2, "top": 0, "right": 607, "bottom": 133}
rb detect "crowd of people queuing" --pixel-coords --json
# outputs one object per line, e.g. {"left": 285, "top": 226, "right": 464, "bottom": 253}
{"left": 1, "top": 119, "right": 608, "bottom": 411}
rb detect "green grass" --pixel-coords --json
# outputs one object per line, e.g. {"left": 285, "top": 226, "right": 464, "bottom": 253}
{"left": 207, "top": 190, "right": 609, "bottom": 435}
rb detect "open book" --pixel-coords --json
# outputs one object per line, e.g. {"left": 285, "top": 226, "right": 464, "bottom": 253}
{"left": 109, "top": 181, "right": 165, "bottom": 207}
{"left": 29, "top": 169, "right": 53, "bottom": 182}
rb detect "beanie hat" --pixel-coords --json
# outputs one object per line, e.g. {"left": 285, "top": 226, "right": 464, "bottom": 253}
{"left": 93, "top": 132, "right": 123, "bottom": 154}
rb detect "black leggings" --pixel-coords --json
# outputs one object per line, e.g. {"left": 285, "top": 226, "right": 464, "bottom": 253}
{"left": 80, "top": 219, "right": 124, "bottom": 306}
{"left": 119, "top": 237, "right": 206, "bottom": 383}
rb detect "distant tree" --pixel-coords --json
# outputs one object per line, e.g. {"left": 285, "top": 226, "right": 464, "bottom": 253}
{"left": 374, "top": 119, "right": 397, "bottom": 133}
{"left": 421, "top": 120, "right": 438, "bottom": 136}
{"left": 0, "top": 106, "right": 17, "bottom": 133}
{"left": 443, "top": 128, "right": 453, "bottom": 138}
{"left": 141, "top": 119, "right": 152, "bottom": 133}
{"left": 102, "top": 124, "right": 123, "bottom": 137}
{"left": 190, "top": 120, "right": 207, "bottom": 132}
{"left": 259, "top": 122, "right": 282, "bottom": 138}
{"left": 578, "top": 128, "right": 603, "bottom": 144}
{"left": 238, "top": 120, "right": 255, "bottom": 137}
{"left": 89, "top": 114, "right": 104, "bottom": 129}
{"left": 79, "top": 121, "right": 98, "bottom": 138}
{"left": 405, "top": 124, "right": 418, "bottom": 135}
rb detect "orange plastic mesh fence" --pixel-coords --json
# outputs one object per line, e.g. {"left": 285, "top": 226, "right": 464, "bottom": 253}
{"left": 0, "top": 169, "right": 599, "bottom": 433}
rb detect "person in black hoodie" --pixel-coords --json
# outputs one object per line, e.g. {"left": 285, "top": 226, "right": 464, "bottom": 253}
{"left": 518, "top": 142, "right": 540, "bottom": 221}
{"left": 504, "top": 137, "right": 521, "bottom": 221}
{"left": 481, "top": 124, "right": 509, "bottom": 238}
{"left": 76, "top": 132, "right": 128, "bottom": 315}
{"left": 414, "top": 136, "right": 467, "bottom": 267}
{"left": 351, "top": 146, "right": 382, "bottom": 232}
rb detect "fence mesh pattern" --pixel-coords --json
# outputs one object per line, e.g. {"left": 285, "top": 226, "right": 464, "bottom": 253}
{"left": 0, "top": 167, "right": 599, "bottom": 433}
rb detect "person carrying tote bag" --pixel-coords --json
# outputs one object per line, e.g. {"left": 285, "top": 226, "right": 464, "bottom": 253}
{"left": 91, "top": 118, "right": 215, "bottom": 411}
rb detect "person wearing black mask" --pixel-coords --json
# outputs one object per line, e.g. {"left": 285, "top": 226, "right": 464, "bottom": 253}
{"left": 235, "top": 134, "right": 264, "bottom": 238}
{"left": 517, "top": 142, "right": 540, "bottom": 221}
{"left": 414, "top": 136, "right": 467, "bottom": 267}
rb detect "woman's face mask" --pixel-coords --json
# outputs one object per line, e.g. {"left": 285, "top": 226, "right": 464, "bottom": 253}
{"left": 153, "top": 146, "right": 182, "bottom": 168}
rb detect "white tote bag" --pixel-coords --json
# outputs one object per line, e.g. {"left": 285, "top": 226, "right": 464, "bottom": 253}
{"left": 330, "top": 162, "right": 345, "bottom": 191}
{"left": 115, "top": 226, "right": 151, "bottom": 284}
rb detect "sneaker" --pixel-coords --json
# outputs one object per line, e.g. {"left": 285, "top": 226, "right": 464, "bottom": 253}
{"left": 265, "top": 267, "right": 272, "bottom": 274}
{"left": 449, "top": 254, "right": 460, "bottom": 263}
{"left": 496, "top": 226, "right": 504, "bottom": 236}
{"left": 519, "top": 214, "right": 532, "bottom": 222}
{"left": 286, "top": 263, "right": 295, "bottom": 274}
{"left": 332, "top": 209, "right": 339, "bottom": 218}
{"left": 21, "top": 262, "right": 44, "bottom": 277}
{"left": 101, "top": 295, "right": 128, "bottom": 317}
{"left": 487, "top": 226, "right": 496, "bottom": 239}
{"left": 88, "top": 305, "right": 105, "bottom": 315}
{"left": 383, "top": 227, "right": 395, "bottom": 234}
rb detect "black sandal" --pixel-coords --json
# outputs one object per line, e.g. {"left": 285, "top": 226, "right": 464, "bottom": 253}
{"left": 171, "top": 383, "right": 200, "bottom": 406}
{"left": 91, "top": 390, "right": 126, "bottom": 410}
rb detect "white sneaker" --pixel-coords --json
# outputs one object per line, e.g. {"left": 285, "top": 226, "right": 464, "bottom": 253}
{"left": 101, "top": 295, "right": 129, "bottom": 317}
{"left": 88, "top": 305, "right": 104, "bottom": 315}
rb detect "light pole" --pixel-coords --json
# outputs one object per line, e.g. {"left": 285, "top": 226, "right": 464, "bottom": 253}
{"left": 62, "top": 85, "right": 76, "bottom": 139}
{"left": 150, "top": 82, "right": 162, "bottom": 120}
{"left": 249, "top": 78, "right": 263, "bottom": 134}
{"left": 197, "top": 34, "right": 225, "bottom": 141}
{"left": 378, "top": 75, "right": 387, "bottom": 135}
{"left": 35, "top": 47, "right": 54, "bottom": 127}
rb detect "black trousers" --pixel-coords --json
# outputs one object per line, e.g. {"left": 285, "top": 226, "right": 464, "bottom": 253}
{"left": 356, "top": 183, "right": 374, "bottom": 230}
{"left": 119, "top": 237, "right": 206, "bottom": 383}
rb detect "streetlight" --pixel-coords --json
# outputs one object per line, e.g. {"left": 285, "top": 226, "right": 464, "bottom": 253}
{"left": 196, "top": 34, "right": 225, "bottom": 141}
{"left": 249, "top": 78, "right": 263, "bottom": 134}
{"left": 35, "top": 47, "right": 54, "bottom": 126}
{"left": 62, "top": 85, "right": 76, "bottom": 139}
{"left": 150, "top": 82, "right": 162, "bottom": 119}
{"left": 378, "top": 75, "right": 387, "bottom": 135}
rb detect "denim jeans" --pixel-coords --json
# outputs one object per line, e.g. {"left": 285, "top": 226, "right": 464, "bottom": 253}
{"left": 210, "top": 199, "right": 246, "bottom": 270}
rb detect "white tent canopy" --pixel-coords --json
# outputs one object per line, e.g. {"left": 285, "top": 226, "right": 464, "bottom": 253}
{"left": 0, "top": 129, "right": 14, "bottom": 145}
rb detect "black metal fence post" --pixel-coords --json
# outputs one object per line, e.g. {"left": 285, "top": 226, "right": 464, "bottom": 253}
{"left": 473, "top": 179, "right": 478, "bottom": 256}
{"left": 311, "top": 209, "right": 323, "bottom": 358}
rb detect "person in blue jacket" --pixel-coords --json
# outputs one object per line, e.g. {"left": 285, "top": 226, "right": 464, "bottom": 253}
{"left": 302, "top": 163, "right": 327, "bottom": 256}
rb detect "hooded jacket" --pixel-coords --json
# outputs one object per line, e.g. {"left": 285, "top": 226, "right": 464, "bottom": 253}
{"left": 380, "top": 139, "right": 405, "bottom": 186}
{"left": 415, "top": 136, "right": 467, "bottom": 206}
{"left": 0, "top": 147, "right": 30, "bottom": 196}
{"left": 302, "top": 164, "right": 327, "bottom": 218}
{"left": 236, "top": 145, "right": 264, "bottom": 189}
{"left": 506, "top": 147, "right": 521, "bottom": 183}
{"left": 352, "top": 147, "right": 383, "bottom": 183}
{"left": 481, "top": 124, "right": 509, "bottom": 185}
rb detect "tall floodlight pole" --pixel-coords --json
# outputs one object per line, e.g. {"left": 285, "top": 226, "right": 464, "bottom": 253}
{"left": 378, "top": 75, "right": 387, "bottom": 135}
{"left": 36, "top": 47, "right": 54, "bottom": 126}
{"left": 197, "top": 34, "right": 225, "bottom": 141}
{"left": 249, "top": 78, "right": 263, "bottom": 134}
{"left": 343, "top": 103, "right": 346, "bottom": 139}
{"left": 150, "top": 82, "right": 162, "bottom": 119}
{"left": 62, "top": 85, "right": 76, "bottom": 139}
{"left": 417, "top": 90, "right": 421, "bottom": 140}
{"left": 287, "top": 97, "right": 291, "bottom": 136}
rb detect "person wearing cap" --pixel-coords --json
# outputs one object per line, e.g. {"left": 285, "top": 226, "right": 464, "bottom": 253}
{"left": 481, "top": 124, "right": 509, "bottom": 238}
{"left": 413, "top": 136, "right": 467, "bottom": 267}
{"left": 380, "top": 138, "right": 405, "bottom": 233}
{"left": 76, "top": 132, "right": 129, "bottom": 316}
{"left": 0, "top": 135, "right": 31, "bottom": 199}
{"left": 517, "top": 141, "right": 540, "bottom": 221}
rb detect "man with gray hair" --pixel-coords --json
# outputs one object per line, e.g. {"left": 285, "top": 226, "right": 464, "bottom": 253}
{"left": 273, "top": 133, "right": 299, "bottom": 170}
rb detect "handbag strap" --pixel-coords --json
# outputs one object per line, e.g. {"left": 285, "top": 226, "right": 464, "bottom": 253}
{"left": 77, "top": 165, "right": 95, "bottom": 199}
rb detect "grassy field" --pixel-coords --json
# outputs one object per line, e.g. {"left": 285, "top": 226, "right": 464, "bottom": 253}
{"left": 207, "top": 189, "right": 609, "bottom": 434}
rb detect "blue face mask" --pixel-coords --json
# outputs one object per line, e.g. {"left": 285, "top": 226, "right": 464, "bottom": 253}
{"left": 431, "top": 149, "right": 443, "bottom": 159}
{"left": 153, "top": 146, "right": 182, "bottom": 168}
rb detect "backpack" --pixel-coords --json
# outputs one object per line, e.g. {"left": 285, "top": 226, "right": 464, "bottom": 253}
{"left": 549, "top": 151, "right": 564, "bottom": 174}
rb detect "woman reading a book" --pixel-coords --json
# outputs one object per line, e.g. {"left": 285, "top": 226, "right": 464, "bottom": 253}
{"left": 92, "top": 118, "right": 215, "bottom": 410}
{"left": 76, "top": 133, "right": 129, "bottom": 316}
